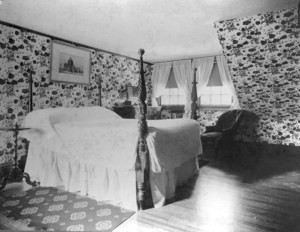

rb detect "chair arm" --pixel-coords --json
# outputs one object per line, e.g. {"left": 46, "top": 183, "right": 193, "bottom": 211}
{"left": 221, "top": 128, "right": 235, "bottom": 136}
{"left": 222, "top": 127, "right": 234, "bottom": 132}
{"left": 205, "top": 125, "right": 219, "bottom": 133}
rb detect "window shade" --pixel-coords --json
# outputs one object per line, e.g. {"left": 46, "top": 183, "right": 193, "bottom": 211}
{"left": 207, "top": 62, "right": 223, "bottom": 87}
{"left": 165, "top": 67, "right": 178, "bottom": 88}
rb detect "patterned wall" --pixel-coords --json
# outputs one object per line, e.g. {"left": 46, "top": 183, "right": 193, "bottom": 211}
{"left": 214, "top": 7, "right": 300, "bottom": 146}
{"left": 0, "top": 23, "right": 152, "bottom": 164}
{"left": 197, "top": 110, "right": 224, "bottom": 132}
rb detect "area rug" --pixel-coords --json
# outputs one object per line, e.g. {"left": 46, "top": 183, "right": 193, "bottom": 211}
{"left": 0, "top": 186, "right": 135, "bottom": 231}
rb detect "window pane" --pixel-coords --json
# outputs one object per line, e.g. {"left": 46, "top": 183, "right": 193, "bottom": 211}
{"left": 161, "top": 88, "right": 169, "bottom": 95}
{"left": 221, "top": 95, "right": 232, "bottom": 105}
{"left": 160, "top": 87, "right": 186, "bottom": 105}
{"left": 221, "top": 86, "right": 231, "bottom": 94}
{"left": 201, "top": 87, "right": 210, "bottom": 95}
{"left": 201, "top": 95, "right": 210, "bottom": 105}
{"left": 211, "top": 95, "right": 221, "bottom": 105}
{"left": 169, "top": 88, "right": 177, "bottom": 95}
{"left": 161, "top": 96, "right": 169, "bottom": 105}
{"left": 178, "top": 88, "right": 185, "bottom": 95}
{"left": 211, "top": 86, "right": 221, "bottom": 94}
{"left": 178, "top": 95, "right": 185, "bottom": 104}
{"left": 169, "top": 96, "right": 177, "bottom": 105}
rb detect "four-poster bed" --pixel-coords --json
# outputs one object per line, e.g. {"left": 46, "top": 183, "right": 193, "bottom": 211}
{"left": 21, "top": 49, "right": 202, "bottom": 211}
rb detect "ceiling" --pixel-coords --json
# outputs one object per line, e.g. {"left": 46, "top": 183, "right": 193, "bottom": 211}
{"left": 0, "top": 0, "right": 298, "bottom": 63}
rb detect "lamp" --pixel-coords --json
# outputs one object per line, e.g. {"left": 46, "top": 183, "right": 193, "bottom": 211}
{"left": 124, "top": 84, "right": 132, "bottom": 105}
{"left": 22, "top": 62, "right": 34, "bottom": 112}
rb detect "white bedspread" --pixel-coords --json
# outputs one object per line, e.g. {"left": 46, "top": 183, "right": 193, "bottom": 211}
{"left": 147, "top": 119, "right": 202, "bottom": 172}
{"left": 20, "top": 107, "right": 202, "bottom": 210}
{"left": 21, "top": 107, "right": 202, "bottom": 173}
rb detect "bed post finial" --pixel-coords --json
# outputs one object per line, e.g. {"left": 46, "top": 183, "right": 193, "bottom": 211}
{"left": 138, "top": 48, "right": 145, "bottom": 56}
{"left": 136, "top": 48, "right": 149, "bottom": 210}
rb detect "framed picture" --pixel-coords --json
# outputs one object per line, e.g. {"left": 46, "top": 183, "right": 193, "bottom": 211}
{"left": 50, "top": 41, "right": 91, "bottom": 85}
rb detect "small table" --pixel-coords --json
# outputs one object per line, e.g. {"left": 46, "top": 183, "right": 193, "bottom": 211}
{"left": 113, "top": 105, "right": 138, "bottom": 118}
{"left": 0, "top": 123, "right": 39, "bottom": 191}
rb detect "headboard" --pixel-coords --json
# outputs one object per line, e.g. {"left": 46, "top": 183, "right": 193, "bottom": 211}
{"left": 27, "top": 70, "right": 103, "bottom": 112}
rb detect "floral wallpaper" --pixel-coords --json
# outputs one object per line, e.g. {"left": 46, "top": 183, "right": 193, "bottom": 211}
{"left": 197, "top": 110, "right": 224, "bottom": 133}
{"left": 0, "top": 23, "right": 152, "bottom": 164}
{"left": 214, "top": 7, "right": 300, "bottom": 146}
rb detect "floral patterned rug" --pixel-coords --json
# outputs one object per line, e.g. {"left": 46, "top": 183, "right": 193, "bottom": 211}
{"left": 0, "top": 186, "right": 135, "bottom": 231}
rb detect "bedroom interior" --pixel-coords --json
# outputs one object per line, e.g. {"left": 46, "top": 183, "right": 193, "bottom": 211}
{"left": 1, "top": 0, "right": 300, "bottom": 231}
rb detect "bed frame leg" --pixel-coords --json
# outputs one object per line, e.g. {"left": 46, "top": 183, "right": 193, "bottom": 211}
{"left": 137, "top": 182, "right": 146, "bottom": 210}
{"left": 136, "top": 139, "right": 149, "bottom": 210}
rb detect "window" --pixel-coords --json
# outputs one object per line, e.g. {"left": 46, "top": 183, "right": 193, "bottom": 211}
{"left": 160, "top": 67, "right": 186, "bottom": 106}
{"left": 199, "top": 62, "right": 233, "bottom": 108}
{"left": 161, "top": 88, "right": 185, "bottom": 105}
{"left": 199, "top": 86, "right": 232, "bottom": 107}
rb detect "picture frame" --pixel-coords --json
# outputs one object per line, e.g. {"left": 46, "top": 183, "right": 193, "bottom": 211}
{"left": 50, "top": 41, "right": 91, "bottom": 85}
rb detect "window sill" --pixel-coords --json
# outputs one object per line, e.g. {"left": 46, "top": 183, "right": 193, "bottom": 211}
{"left": 198, "top": 105, "right": 230, "bottom": 111}
{"left": 160, "top": 104, "right": 185, "bottom": 107}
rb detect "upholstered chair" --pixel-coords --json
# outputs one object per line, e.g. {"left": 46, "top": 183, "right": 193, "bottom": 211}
{"left": 201, "top": 110, "right": 244, "bottom": 157}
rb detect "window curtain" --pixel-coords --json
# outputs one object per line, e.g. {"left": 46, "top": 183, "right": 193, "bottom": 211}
{"left": 216, "top": 56, "right": 240, "bottom": 109}
{"left": 151, "top": 62, "right": 172, "bottom": 106}
{"left": 172, "top": 60, "right": 192, "bottom": 115}
{"left": 192, "top": 57, "right": 214, "bottom": 94}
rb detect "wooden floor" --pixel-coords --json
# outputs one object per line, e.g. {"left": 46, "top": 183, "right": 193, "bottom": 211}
{"left": 116, "top": 142, "right": 300, "bottom": 232}
{"left": 2, "top": 142, "right": 300, "bottom": 232}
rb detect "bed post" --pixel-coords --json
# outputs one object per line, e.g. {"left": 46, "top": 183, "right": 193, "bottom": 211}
{"left": 20, "top": 66, "right": 38, "bottom": 187}
{"left": 136, "top": 49, "right": 149, "bottom": 210}
{"left": 28, "top": 69, "right": 33, "bottom": 112}
{"left": 97, "top": 75, "right": 102, "bottom": 106}
{"left": 191, "top": 68, "right": 198, "bottom": 120}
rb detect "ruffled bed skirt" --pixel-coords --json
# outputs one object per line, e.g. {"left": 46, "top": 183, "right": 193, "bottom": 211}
{"left": 25, "top": 146, "right": 198, "bottom": 211}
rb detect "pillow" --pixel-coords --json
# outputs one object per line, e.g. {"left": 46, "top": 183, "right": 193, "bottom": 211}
{"left": 21, "top": 106, "right": 121, "bottom": 140}
{"left": 49, "top": 106, "right": 121, "bottom": 124}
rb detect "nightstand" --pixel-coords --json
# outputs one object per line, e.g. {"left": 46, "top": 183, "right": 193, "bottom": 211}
{"left": 0, "top": 123, "right": 39, "bottom": 191}
{"left": 113, "top": 105, "right": 161, "bottom": 119}
{"left": 113, "top": 105, "right": 137, "bottom": 118}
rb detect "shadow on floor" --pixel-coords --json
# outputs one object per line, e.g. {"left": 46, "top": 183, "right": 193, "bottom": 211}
{"left": 202, "top": 141, "right": 300, "bottom": 183}
{"left": 167, "top": 156, "right": 210, "bottom": 204}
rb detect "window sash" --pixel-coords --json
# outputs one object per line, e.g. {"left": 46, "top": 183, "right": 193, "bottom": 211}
{"left": 199, "top": 86, "right": 232, "bottom": 107}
